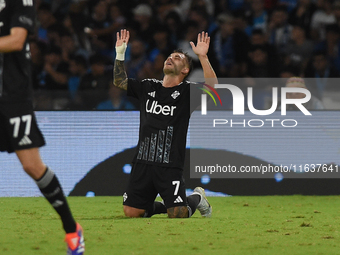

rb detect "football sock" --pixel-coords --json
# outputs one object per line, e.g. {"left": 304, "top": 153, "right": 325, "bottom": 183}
{"left": 186, "top": 194, "right": 201, "bottom": 217}
{"left": 35, "top": 167, "right": 77, "bottom": 233}
{"left": 144, "top": 201, "right": 167, "bottom": 217}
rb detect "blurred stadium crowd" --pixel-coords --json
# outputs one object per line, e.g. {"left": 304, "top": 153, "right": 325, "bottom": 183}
{"left": 31, "top": 0, "right": 340, "bottom": 110}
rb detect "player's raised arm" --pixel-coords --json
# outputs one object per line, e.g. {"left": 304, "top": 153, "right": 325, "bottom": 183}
{"left": 190, "top": 32, "right": 218, "bottom": 88}
{"left": 113, "top": 29, "right": 130, "bottom": 90}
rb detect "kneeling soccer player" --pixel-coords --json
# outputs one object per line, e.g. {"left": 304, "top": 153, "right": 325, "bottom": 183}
{"left": 114, "top": 29, "right": 217, "bottom": 218}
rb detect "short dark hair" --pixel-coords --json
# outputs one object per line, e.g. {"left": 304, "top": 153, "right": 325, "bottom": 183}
{"left": 313, "top": 50, "right": 327, "bottom": 58}
{"left": 326, "top": 24, "right": 340, "bottom": 34}
{"left": 89, "top": 54, "right": 109, "bottom": 66}
{"left": 252, "top": 28, "right": 265, "bottom": 36}
{"left": 273, "top": 6, "right": 288, "bottom": 13}
{"left": 280, "top": 64, "right": 300, "bottom": 76}
{"left": 70, "top": 55, "right": 88, "bottom": 69}
{"left": 249, "top": 44, "right": 267, "bottom": 53}
{"left": 38, "top": 3, "right": 51, "bottom": 12}
{"left": 173, "top": 49, "right": 193, "bottom": 78}
{"left": 46, "top": 46, "right": 62, "bottom": 55}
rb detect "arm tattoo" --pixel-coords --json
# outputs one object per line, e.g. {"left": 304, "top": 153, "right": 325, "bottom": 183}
{"left": 167, "top": 206, "right": 189, "bottom": 218}
{"left": 113, "top": 60, "right": 128, "bottom": 90}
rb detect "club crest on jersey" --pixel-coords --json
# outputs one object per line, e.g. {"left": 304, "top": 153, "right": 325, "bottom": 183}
{"left": 0, "top": 0, "right": 5, "bottom": 12}
{"left": 123, "top": 192, "right": 128, "bottom": 202}
{"left": 171, "top": 91, "right": 180, "bottom": 99}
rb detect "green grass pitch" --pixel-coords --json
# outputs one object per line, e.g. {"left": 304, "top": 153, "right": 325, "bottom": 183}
{"left": 0, "top": 196, "right": 339, "bottom": 255}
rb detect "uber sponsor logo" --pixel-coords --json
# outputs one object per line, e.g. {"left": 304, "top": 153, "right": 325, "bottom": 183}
{"left": 146, "top": 99, "right": 176, "bottom": 116}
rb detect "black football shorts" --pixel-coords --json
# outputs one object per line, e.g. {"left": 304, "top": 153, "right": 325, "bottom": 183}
{"left": 123, "top": 163, "right": 187, "bottom": 210}
{"left": 0, "top": 101, "right": 45, "bottom": 153}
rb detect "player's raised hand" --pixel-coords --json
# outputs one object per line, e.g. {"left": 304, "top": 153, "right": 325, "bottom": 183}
{"left": 115, "top": 29, "right": 130, "bottom": 61}
{"left": 190, "top": 32, "right": 210, "bottom": 57}
{"left": 116, "top": 29, "right": 130, "bottom": 47}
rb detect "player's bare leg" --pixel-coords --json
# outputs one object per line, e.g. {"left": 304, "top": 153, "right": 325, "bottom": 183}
{"left": 167, "top": 206, "right": 189, "bottom": 218}
{"left": 16, "top": 147, "right": 85, "bottom": 254}
{"left": 123, "top": 205, "right": 146, "bottom": 217}
{"left": 15, "top": 148, "right": 45, "bottom": 179}
{"left": 124, "top": 205, "right": 189, "bottom": 218}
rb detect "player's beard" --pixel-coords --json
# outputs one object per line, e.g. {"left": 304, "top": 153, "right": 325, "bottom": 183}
{"left": 163, "top": 64, "right": 179, "bottom": 76}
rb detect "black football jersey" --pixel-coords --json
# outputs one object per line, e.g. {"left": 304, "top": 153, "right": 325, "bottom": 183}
{"left": 127, "top": 78, "right": 201, "bottom": 168}
{"left": 0, "top": 0, "right": 35, "bottom": 103}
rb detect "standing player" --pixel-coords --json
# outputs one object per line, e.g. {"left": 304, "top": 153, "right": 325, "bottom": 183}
{"left": 0, "top": 1, "right": 84, "bottom": 254}
{"left": 114, "top": 29, "right": 217, "bottom": 218}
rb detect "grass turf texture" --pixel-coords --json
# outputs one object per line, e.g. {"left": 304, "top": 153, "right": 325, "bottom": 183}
{"left": 0, "top": 196, "right": 339, "bottom": 255}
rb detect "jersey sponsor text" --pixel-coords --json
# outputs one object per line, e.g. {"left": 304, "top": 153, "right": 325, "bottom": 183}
{"left": 146, "top": 99, "right": 176, "bottom": 116}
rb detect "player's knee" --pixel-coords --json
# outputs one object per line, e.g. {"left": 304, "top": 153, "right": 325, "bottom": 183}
{"left": 21, "top": 162, "right": 37, "bottom": 176}
{"left": 167, "top": 206, "right": 189, "bottom": 218}
{"left": 123, "top": 206, "right": 145, "bottom": 218}
{"left": 21, "top": 163, "right": 45, "bottom": 179}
